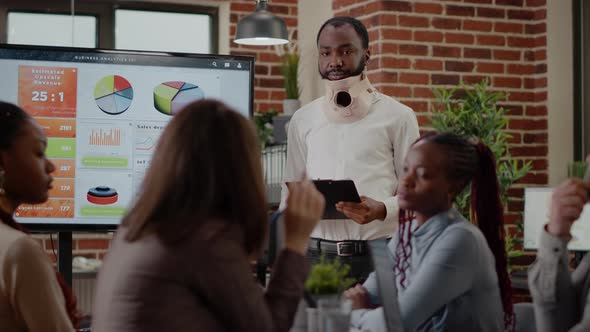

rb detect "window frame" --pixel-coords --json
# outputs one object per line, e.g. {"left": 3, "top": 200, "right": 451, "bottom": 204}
{"left": 0, "top": 0, "right": 219, "bottom": 52}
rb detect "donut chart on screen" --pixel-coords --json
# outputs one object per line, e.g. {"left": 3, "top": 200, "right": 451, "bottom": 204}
{"left": 94, "top": 75, "right": 134, "bottom": 115}
{"left": 153, "top": 81, "right": 205, "bottom": 116}
{"left": 87, "top": 186, "right": 119, "bottom": 205}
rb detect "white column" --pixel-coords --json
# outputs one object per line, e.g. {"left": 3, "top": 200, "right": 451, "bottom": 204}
{"left": 297, "top": 0, "right": 333, "bottom": 106}
{"left": 547, "top": 0, "right": 574, "bottom": 185}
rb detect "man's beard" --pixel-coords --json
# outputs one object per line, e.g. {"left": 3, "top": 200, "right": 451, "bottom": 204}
{"left": 320, "top": 57, "right": 366, "bottom": 81}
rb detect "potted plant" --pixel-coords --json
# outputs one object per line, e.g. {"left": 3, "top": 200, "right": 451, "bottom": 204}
{"left": 296, "top": 255, "right": 356, "bottom": 331}
{"left": 275, "top": 32, "right": 300, "bottom": 115}
{"left": 429, "top": 79, "right": 530, "bottom": 271}
{"left": 305, "top": 255, "right": 356, "bottom": 301}
{"left": 253, "top": 109, "right": 278, "bottom": 149}
{"left": 505, "top": 227, "right": 525, "bottom": 273}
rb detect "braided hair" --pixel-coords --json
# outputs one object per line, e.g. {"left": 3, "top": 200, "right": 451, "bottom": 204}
{"left": 394, "top": 132, "right": 515, "bottom": 331}
{"left": 0, "top": 101, "right": 80, "bottom": 328}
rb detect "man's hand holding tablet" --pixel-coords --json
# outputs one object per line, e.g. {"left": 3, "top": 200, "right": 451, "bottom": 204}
{"left": 287, "top": 179, "right": 386, "bottom": 224}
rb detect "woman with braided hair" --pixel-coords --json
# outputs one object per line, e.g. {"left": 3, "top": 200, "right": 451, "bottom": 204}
{"left": 0, "top": 101, "right": 78, "bottom": 331}
{"left": 346, "top": 132, "right": 514, "bottom": 332}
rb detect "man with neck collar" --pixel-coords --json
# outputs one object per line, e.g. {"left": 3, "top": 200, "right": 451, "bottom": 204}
{"left": 282, "top": 17, "right": 419, "bottom": 281}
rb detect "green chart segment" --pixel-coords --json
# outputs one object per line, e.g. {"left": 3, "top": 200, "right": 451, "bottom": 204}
{"left": 46, "top": 138, "right": 76, "bottom": 159}
{"left": 153, "top": 81, "right": 205, "bottom": 116}
{"left": 94, "top": 75, "right": 134, "bottom": 115}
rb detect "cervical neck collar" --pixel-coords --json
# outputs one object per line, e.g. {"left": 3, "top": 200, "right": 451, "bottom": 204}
{"left": 323, "top": 74, "right": 375, "bottom": 124}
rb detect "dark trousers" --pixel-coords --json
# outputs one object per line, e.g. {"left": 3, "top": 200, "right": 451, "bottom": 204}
{"left": 306, "top": 248, "right": 374, "bottom": 285}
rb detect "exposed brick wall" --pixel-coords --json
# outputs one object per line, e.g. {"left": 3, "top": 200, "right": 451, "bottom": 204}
{"left": 334, "top": 0, "right": 547, "bottom": 299}
{"left": 333, "top": 0, "right": 547, "bottom": 226}
{"left": 35, "top": 234, "right": 113, "bottom": 263}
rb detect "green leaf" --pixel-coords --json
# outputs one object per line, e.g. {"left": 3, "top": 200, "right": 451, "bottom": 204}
{"left": 429, "top": 79, "right": 530, "bottom": 270}
{"left": 281, "top": 53, "right": 300, "bottom": 99}
{"left": 305, "top": 255, "right": 357, "bottom": 295}
{"left": 253, "top": 109, "right": 278, "bottom": 147}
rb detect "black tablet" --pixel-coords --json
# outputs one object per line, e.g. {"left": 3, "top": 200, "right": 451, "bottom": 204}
{"left": 287, "top": 179, "right": 361, "bottom": 219}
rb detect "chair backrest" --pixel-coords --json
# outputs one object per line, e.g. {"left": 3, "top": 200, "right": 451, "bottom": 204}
{"left": 256, "top": 210, "right": 284, "bottom": 286}
{"left": 513, "top": 302, "right": 536, "bottom": 332}
{"left": 369, "top": 239, "right": 404, "bottom": 332}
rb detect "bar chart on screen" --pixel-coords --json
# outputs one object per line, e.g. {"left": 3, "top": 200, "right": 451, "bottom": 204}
{"left": 89, "top": 128, "right": 122, "bottom": 146}
{"left": 77, "top": 122, "right": 133, "bottom": 169}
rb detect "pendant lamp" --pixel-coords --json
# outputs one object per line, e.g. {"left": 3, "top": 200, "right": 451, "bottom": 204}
{"left": 234, "top": 0, "right": 289, "bottom": 46}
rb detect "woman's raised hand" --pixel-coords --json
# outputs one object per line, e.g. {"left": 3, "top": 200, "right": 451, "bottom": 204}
{"left": 284, "top": 180, "right": 325, "bottom": 255}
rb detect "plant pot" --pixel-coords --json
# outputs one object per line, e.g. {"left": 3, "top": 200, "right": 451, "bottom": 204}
{"left": 291, "top": 300, "right": 308, "bottom": 331}
{"left": 315, "top": 295, "right": 351, "bottom": 332}
{"left": 283, "top": 98, "right": 300, "bottom": 116}
{"left": 311, "top": 293, "right": 340, "bottom": 305}
{"left": 307, "top": 307, "right": 319, "bottom": 332}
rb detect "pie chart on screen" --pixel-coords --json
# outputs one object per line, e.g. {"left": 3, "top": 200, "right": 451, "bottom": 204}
{"left": 94, "top": 75, "right": 134, "bottom": 115}
{"left": 153, "top": 81, "right": 205, "bottom": 116}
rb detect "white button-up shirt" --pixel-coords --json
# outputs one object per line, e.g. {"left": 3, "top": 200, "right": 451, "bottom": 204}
{"left": 282, "top": 91, "right": 419, "bottom": 240}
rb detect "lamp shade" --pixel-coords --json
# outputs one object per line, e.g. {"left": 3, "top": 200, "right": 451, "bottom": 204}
{"left": 234, "top": 0, "right": 288, "bottom": 46}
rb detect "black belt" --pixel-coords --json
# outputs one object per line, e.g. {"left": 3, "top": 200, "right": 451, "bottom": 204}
{"left": 308, "top": 238, "right": 369, "bottom": 257}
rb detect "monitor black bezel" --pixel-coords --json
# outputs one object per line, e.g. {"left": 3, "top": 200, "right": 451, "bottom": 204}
{"left": 0, "top": 43, "right": 255, "bottom": 232}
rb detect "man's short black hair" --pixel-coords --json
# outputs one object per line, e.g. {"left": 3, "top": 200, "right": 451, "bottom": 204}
{"left": 316, "top": 16, "right": 369, "bottom": 49}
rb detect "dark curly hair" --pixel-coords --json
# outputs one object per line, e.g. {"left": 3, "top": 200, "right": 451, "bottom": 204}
{"left": 317, "top": 16, "right": 369, "bottom": 49}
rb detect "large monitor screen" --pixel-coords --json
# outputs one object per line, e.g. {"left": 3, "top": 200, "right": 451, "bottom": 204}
{"left": 524, "top": 187, "right": 590, "bottom": 251}
{"left": 0, "top": 44, "right": 254, "bottom": 231}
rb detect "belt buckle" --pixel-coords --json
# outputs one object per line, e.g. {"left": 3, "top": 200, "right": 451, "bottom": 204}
{"left": 336, "top": 242, "right": 354, "bottom": 256}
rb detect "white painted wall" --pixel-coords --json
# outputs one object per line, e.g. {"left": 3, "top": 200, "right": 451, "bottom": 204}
{"left": 547, "top": 0, "right": 574, "bottom": 185}
{"left": 297, "top": 0, "right": 332, "bottom": 105}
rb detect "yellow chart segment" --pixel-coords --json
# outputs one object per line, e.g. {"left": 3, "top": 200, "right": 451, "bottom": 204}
{"left": 153, "top": 84, "right": 178, "bottom": 115}
{"left": 153, "top": 82, "right": 204, "bottom": 115}
{"left": 94, "top": 76, "right": 115, "bottom": 99}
